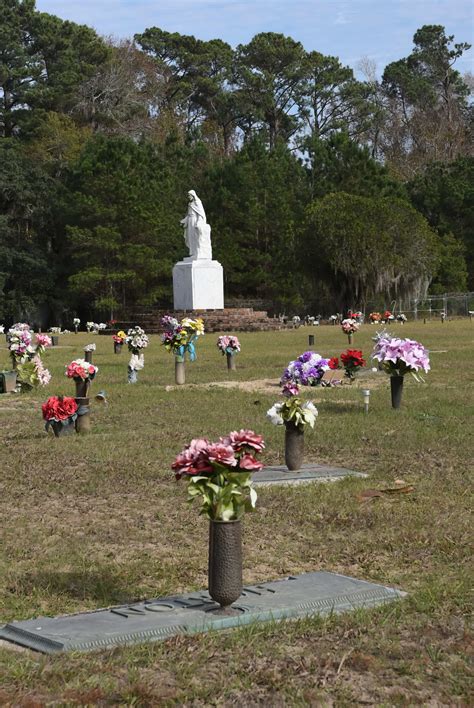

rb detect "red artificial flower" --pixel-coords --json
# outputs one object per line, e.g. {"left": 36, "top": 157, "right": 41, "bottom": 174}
{"left": 328, "top": 357, "right": 339, "bottom": 370}
{"left": 341, "top": 349, "right": 365, "bottom": 367}
{"left": 42, "top": 396, "right": 78, "bottom": 421}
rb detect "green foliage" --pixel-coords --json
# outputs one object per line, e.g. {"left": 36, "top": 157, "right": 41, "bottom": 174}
{"left": 186, "top": 470, "right": 257, "bottom": 521}
{"left": 205, "top": 138, "right": 309, "bottom": 305}
{"left": 409, "top": 157, "right": 474, "bottom": 289}
{"left": 0, "top": 139, "right": 53, "bottom": 319}
{"left": 306, "top": 192, "right": 439, "bottom": 307}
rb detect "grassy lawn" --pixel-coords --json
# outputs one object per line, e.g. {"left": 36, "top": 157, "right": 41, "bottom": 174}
{"left": 0, "top": 321, "right": 472, "bottom": 705}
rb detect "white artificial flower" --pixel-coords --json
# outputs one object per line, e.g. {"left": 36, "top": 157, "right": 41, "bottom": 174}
{"left": 266, "top": 402, "right": 284, "bottom": 426}
{"left": 302, "top": 401, "right": 318, "bottom": 428}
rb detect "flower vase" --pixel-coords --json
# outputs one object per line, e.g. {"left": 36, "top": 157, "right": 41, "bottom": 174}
{"left": 348, "top": 333, "right": 353, "bottom": 345}
{"left": 51, "top": 419, "right": 76, "bottom": 437}
{"left": 390, "top": 375, "right": 404, "bottom": 409}
{"left": 84, "top": 351, "right": 93, "bottom": 364}
{"left": 114, "top": 342, "right": 122, "bottom": 354}
{"left": 74, "top": 379, "right": 91, "bottom": 433}
{"left": 74, "top": 326, "right": 78, "bottom": 334}
{"left": 175, "top": 356, "right": 185, "bottom": 385}
{"left": 75, "top": 379, "right": 90, "bottom": 399}
{"left": 284, "top": 421, "right": 305, "bottom": 471}
{"left": 226, "top": 352, "right": 236, "bottom": 371}
{"left": 128, "top": 367, "right": 137, "bottom": 384}
{"left": 208, "top": 519, "right": 242, "bottom": 614}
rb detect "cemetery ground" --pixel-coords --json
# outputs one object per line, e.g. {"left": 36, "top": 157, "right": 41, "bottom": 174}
{"left": 0, "top": 322, "right": 472, "bottom": 706}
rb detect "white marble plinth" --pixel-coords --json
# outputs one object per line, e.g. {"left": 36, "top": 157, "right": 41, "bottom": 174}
{"left": 173, "top": 259, "right": 224, "bottom": 310}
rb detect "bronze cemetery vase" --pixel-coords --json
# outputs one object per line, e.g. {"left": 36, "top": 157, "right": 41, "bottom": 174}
{"left": 284, "top": 421, "right": 305, "bottom": 471}
{"left": 208, "top": 519, "right": 243, "bottom": 613}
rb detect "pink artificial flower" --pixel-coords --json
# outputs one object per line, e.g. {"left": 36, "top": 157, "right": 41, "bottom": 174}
{"left": 282, "top": 382, "right": 299, "bottom": 398}
{"left": 171, "top": 438, "right": 213, "bottom": 479}
{"left": 207, "top": 442, "right": 238, "bottom": 467}
{"left": 224, "top": 429, "right": 266, "bottom": 453}
{"left": 35, "top": 334, "right": 52, "bottom": 348}
{"left": 239, "top": 454, "right": 263, "bottom": 471}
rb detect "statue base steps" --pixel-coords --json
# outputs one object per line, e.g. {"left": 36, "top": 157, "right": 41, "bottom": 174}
{"left": 112, "top": 308, "right": 289, "bottom": 334}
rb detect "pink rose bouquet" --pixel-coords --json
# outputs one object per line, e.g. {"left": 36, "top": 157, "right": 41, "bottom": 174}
{"left": 217, "top": 335, "right": 241, "bottom": 355}
{"left": 172, "top": 430, "right": 265, "bottom": 520}
{"left": 65, "top": 359, "right": 98, "bottom": 381}
{"left": 341, "top": 318, "right": 359, "bottom": 334}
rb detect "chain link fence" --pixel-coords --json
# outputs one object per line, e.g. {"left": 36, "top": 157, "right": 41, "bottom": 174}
{"left": 364, "top": 293, "right": 474, "bottom": 320}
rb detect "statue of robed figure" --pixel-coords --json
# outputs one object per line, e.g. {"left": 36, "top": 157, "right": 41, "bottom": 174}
{"left": 180, "top": 190, "right": 212, "bottom": 260}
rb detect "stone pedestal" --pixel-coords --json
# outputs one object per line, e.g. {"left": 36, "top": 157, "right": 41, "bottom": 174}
{"left": 173, "top": 259, "right": 224, "bottom": 310}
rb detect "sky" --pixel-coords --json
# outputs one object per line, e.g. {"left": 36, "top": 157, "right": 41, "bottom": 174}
{"left": 35, "top": 0, "right": 473, "bottom": 76}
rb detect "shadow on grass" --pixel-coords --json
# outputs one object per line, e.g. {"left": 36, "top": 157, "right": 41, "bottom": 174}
{"left": 14, "top": 568, "right": 134, "bottom": 605}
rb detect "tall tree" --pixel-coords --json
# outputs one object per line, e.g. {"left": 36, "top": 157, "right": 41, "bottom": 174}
{"left": 0, "top": 0, "right": 108, "bottom": 138}
{"left": 0, "top": 139, "right": 53, "bottom": 319}
{"left": 234, "top": 33, "right": 307, "bottom": 148}
{"left": 379, "top": 25, "right": 472, "bottom": 176}
{"left": 135, "top": 28, "right": 234, "bottom": 143}
{"left": 409, "top": 156, "right": 473, "bottom": 288}
{"left": 305, "top": 192, "right": 439, "bottom": 308}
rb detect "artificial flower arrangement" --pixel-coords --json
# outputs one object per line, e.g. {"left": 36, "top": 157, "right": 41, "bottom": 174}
{"left": 113, "top": 330, "right": 127, "bottom": 344}
{"left": 42, "top": 395, "right": 78, "bottom": 434}
{"left": 267, "top": 384, "right": 318, "bottom": 430}
{"left": 280, "top": 351, "right": 330, "bottom": 387}
{"left": 369, "top": 312, "right": 382, "bottom": 323}
{"left": 125, "top": 326, "right": 148, "bottom": 382}
{"left": 86, "top": 321, "right": 97, "bottom": 333}
{"left": 382, "top": 310, "right": 395, "bottom": 323}
{"left": 126, "top": 326, "right": 149, "bottom": 353}
{"left": 372, "top": 334, "right": 430, "bottom": 381}
{"left": 172, "top": 430, "right": 264, "bottom": 520}
{"left": 65, "top": 359, "right": 98, "bottom": 381}
{"left": 340, "top": 349, "right": 366, "bottom": 380}
{"left": 396, "top": 313, "right": 407, "bottom": 323}
{"left": 0, "top": 324, "right": 4, "bottom": 334}
{"left": 83, "top": 343, "right": 96, "bottom": 353}
{"left": 217, "top": 335, "right": 241, "bottom": 356}
{"left": 161, "top": 316, "right": 204, "bottom": 361}
{"left": 73, "top": 318, "right": 80, "bottom": 329}
{"left": 341, "top": 318, "right": 360, "bottom": 335}
{"left": 8, "top": 324, "right": 52, "bottom": 390}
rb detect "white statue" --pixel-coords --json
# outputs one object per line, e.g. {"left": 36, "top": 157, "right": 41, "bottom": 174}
{"left": 180, "top": 190, "right": 212, "bottom": 260}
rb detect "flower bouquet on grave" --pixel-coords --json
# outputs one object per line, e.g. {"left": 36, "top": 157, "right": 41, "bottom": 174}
{"left": 341, "top": 318, "right": 359, "bottom": 344}
{"left": 396, "top": 313, "right": 407, "bottom": 324}
{"left": 42, "top": 395, "right": 78, "bottom": 437}
{"left": 73, "top": 317, "right": 80, "bottom": 333}
{"left": 369, "top": 312, "right": 382, "bottom": 324}
{"left": 340, "top": 349, "right": 366, "bottom": 381}
{"left": 281, "top": 351, "right": 330, "bottom": 388}
{"left": 382, "top": 310, "right": 395, "bottom": 324}
{"left": 125, "top": 326, "right": 148, "bottom": 383}
{"left": 267, "top": 383, "right": 318, "bottom": 472}
{"left": 217, "top": 335, "right": 241, "bottom": 371}
{"left": 83, "top": 342, "right": 96, "bottom": 363}
{"left": 161, "top": 316, "right": 204, "bottom": 384}
{"left": 8, "top": 325, "right": 52, "bottom": 391}
{"left": 371, "top": 334, "right": 430, "bottom": 409}
{"left": 112, "top": 330, "right": 127, "bottom": 353}
{"left": 65, "top": 358, "right": 98, "bottom": 396}
{"left": 172, "top": 430, "right": 264, "bottom": 614}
